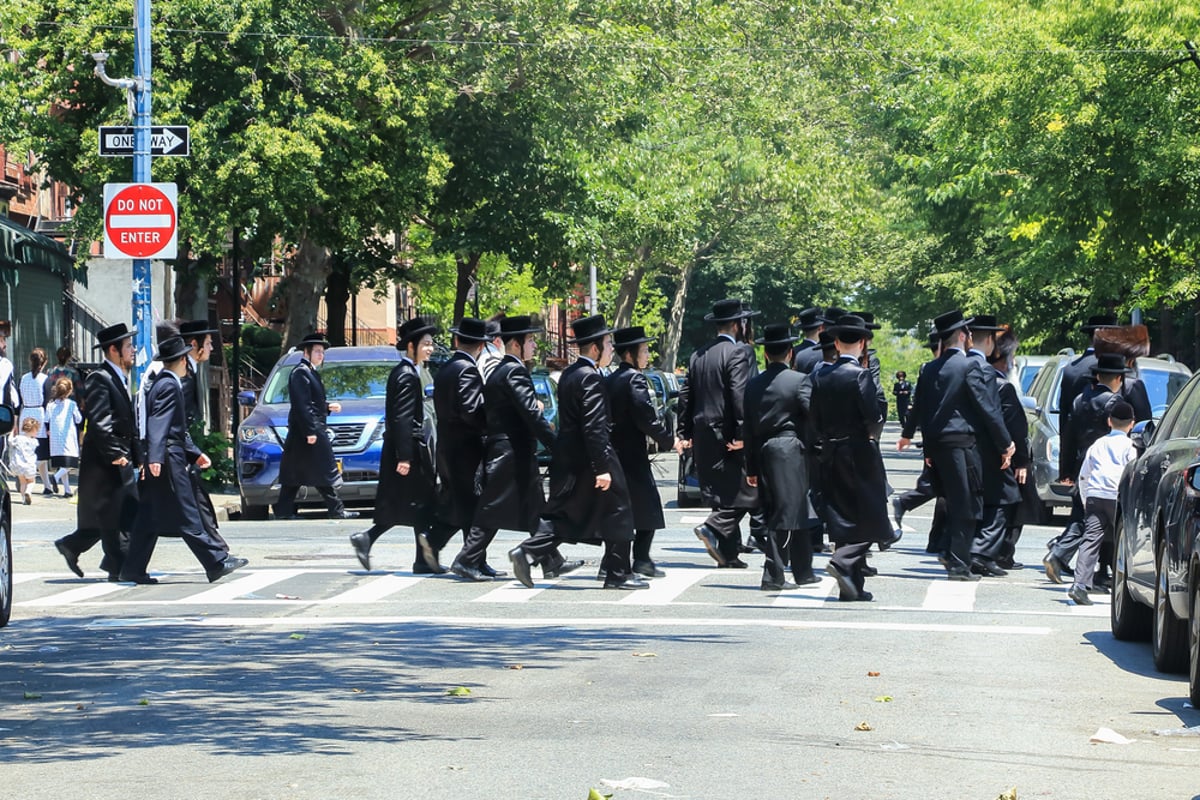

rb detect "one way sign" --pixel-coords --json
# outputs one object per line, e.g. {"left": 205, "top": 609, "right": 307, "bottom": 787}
{"left": 98, "top": 126, "right": 190, "bottom": 157}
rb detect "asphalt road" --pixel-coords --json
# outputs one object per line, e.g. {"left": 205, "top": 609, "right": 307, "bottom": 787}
{"left": 3, "top": 423, "right": 1199, "bottom": 799}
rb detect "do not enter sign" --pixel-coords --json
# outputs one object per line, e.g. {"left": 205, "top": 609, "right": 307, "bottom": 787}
{"left": 103, "top": 183, "right": 178, "bottom": 260}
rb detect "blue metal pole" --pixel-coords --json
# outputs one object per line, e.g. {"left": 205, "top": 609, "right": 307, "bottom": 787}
{"left": 131, "top": 0, "right": 153, "bottom": 388}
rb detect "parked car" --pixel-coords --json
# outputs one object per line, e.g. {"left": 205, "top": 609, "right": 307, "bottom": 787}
{"left": 0, "top": 404, "right": 19, "bottom": 627}
{"left": 530, "top": 369, "right": 559, "bottom": 469}
{"left": 236, "top": 346, "right": 404, "bottom": 520}
{"left": 643, "top": 368, "right": 681, "bottom": 453}
{"left": 676, "top": 446, "right": 703, "bottom": 507}
{"left": 1023, "top": 353, "right": 1192, "bottom": 521}
{"left": 1012, "top": 354, "right": 1051, "bottom": 397}
{"left": 1109, "top": 369, "right": 1200, "bottom": 703}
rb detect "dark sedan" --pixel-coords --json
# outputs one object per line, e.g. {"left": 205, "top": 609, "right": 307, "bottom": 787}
{"left": 1110, "top": 369, "right": 1200, "bottom": 703}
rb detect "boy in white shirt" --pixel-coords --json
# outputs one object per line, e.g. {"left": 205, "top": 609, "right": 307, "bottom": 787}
{"left": 1069, "top": 400, "right": 1136, "bottom": 605}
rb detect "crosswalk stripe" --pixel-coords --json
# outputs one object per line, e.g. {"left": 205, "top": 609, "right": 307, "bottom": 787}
{"left": 12, "top": 573, "right": 57, "bottom": 585}
{"left": 921, "top": 580, "right": 979, "bottom": 612}
{"left": 324, "top": 574, "right": 425, "bottom": 604}
{"left": 620, "top": 568, "right": 710, "bottom": 605}
{"left": 18, "top": 582, "right": 128, "bottom": 606}
{"left": 473, "top": 578, "right": 563, "bottom": 602}
{"left": 179, "top": 570, "right": 307, "bottom": 604}
{"left": 772, "top": 576, "right": 839, "bottom": 607}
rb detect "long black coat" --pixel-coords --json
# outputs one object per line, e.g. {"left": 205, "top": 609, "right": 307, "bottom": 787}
{"left": 476, "top": 356, "right": 556, "bottom": 532}
{"left": 744, "top": 362, "right": 812, "bottom": 530}
{"left": 373, "top": 357, "right": 435, "bottom": 529}
{"left": 77, "top": 361, "right": 139, "bottom": 534}
{"left": 792, "top": 340, "right": 824, "bottom": 375}
{"left": 137, "top": 371, "right": 205, "bottom": 536}
{"left": 809, "top": 356, "right": 892, "bottom": 544}
{"left": 542, "top": 357, "right": 633, "bottom": 544}
{"left": 911, "top": 349, "right": 1012, "bottom": 454}
{"left": 607, "top": 363, "right": 673, "bottom": 531}
{"left": 433, "top": 351, "right": 487, "bottom": 529}
{"left": 679, "top": 335, "right": 756, "bottom": 508}
{"left": 980, "top": 367, "right": 1022, "bottom": 507}
{"left": 278, "top": 358, "right": 340, "bottom": 488}
{"left": 1057, "top": 349, "right": 1096, "bottom": 479}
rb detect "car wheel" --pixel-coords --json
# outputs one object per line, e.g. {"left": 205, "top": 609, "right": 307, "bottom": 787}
{"left": 240, "top": 497, "right": 270, "bottom": 522}
{"left": 1111, "top": 516, "right": 1151, "bottom": 642}
{"left": 1153, "top": 538, "right": 1188, "bottom": 672}
{"left": 0, "top": 511, "right": 11, "bottom": 627}
{"left": 1190, "top": 579, "right": 1200, "bottom": 707}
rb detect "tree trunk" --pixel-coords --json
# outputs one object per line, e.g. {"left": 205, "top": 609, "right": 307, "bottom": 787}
{"left": 453, "top": 252, "right": 481, "bottom": 323}
{"left": 1158, "top": 302, "right": 1173, "bottom": 359}
{"left": 660, "top": 259, "right": 694, "bottom": 372}
{"left": 325, "top": 258, "right": 351, "bottom": 347}
{"left": 281, "top": 236, "right": 332, "bottom": 353}
{"left": 612, "top": 246, "right": 650, "bottom": 329}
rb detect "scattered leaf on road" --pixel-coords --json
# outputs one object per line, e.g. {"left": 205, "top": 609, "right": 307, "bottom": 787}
{"left": 874, "top": 696, "right": 894, "bottom": 703}
{"left": 446, "top": 687, "right": 472, "bottom": 697}
{"left": 631, "top": 652, "right": 657, "bottom": 658}
{"left": 275, "top": 594, "right": 301, "bottom": 600}
{"left": 854, "top": 722, "right": 873, "bottom": 731}
{"left": 22, "top": 692, "right": 42, "bottom": 700}
{"left": 289, "top": 633, "right": 305, "bottom": 640}
{"left": 507, "top": 664, "right": 524, "bottom": 670}
{"left": 138, "top": 699, "right": 149, "bottom": 706}
{"left": 997, "top": 789, "right": 1017, "bottom": 800}
{"left": 351, "top": 688, "right": 364, "bottom": 694}
{"left": 867, "top": 671, "right": 880, "bottom": 677}
{"left": 586, "top": 790, "right": 612, "bottom": 800}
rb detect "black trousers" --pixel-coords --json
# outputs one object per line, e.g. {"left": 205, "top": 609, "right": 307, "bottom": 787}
{"left": 58, "top": 528, "right": 128, "bottom": 576}
{"left": 830, "top": 541, "right": 872, "bottom": 594}
{"left": 454, "top": 526, "right": 499, "bottom": 569}
{"left": 925, "top": 444, "right": 984, "bottom": 571}
{"left": 1049, "top": 490, "right": 1086, "bottom": 563}
{"left": 190, "top": 464, "right": 229, "bottom": 550}
{"left": 754, "top": 528, "right": 790, "bottom": 585}
{"left": 121, "top": 525, "right": 228, "bottom": 579}
{"left": 787, "top": 529, "right": 815, "bottom": 582}
{"left": 633, "top": 529, "right": 655, "bottom": 565}
{"left": 973, "top": 504, "right": 1012, "bottom": 564}
{"left": 276, "top": 484, "right": 345, "bottom": 516}
{"left": 705, "top": 507, "right": 765, "bottom": 561}
{"left": 518, "top": 520, "right": 631, "bottom": 581}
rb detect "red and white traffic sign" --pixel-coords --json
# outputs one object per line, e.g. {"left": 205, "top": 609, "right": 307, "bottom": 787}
{"left": 103, "top": 182, "right": 178, "bottom": 259}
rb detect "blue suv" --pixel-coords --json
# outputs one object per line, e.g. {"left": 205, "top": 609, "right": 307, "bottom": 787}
{"left": 236, "top": 346, "right": 404, "bottom": 520}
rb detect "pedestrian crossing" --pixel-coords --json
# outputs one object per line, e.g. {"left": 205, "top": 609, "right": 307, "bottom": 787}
{"left": 11, "top": 561, "right": 1112, "bottom": 620}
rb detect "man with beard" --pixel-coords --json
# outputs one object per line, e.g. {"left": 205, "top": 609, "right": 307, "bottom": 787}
{"left": 178, "top": 319, "right": 229, "bottom": 551}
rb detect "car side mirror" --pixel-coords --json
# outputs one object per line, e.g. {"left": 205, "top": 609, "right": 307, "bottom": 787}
{"left": 0, "top": 404, "right": 13, "bottom": 436}
{"left": 424, "top": 384, "right": 435, "bottom": 398}
{"left": 1020, "top": 396, "right": 1037, "bottom": 412}
{"left": 237, "top": 390, "right": 257, "bottom": 407}
{"left": 1130, "top": 419, "right": 1155, "bottom": 451}
{"left": 1185, "top": 463, "right": 1200, "bottom": 497}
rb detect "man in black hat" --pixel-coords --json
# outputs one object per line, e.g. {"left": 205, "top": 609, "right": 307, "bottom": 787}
{"left": 509, "top": 314, "right": 642, "bottom": 590}
{"left": 966, "top": 314, "right": 1015, "bottom": 576}
{"left": 896, "top": 331, "right": 946, "bottom": 552}
{"left": 450, "top": 316, "right": 570, "bottom": 582}
{"left": 791, "top": 307, "right": 830, "bottom": 374}
{"left": 177, "top": 319, "right": 229, "bottom": 551}
{"left": 1057, "top": 314, "right": 1118, "bottom": 483}
{"left": 275, "top": 333, "right": 357, "bottom": 520}
{"left": 898, "top": 310, "right": 1014, "bottom": 580}
{"left": 420, "top": 317, "right": 494, "bottom": 575}
{"left": 351, "top": 317, "right": 440, "bottom": 571}
{"left": 477, "top": 317, "right": 505, "bottom": 382}
{"left": 678, "top": 298, "right": 760, "bottom": 568}
{"left": 745, "top": 322, "right": 818, "bottom": 590}
{"left": 54, "top": 323, "right": 141, "bottom": 579}
{"left": 852, "top": 311, "right": 888, "bottom": 440}
{"left": 606, "top": 326, "right": 678, "bottom": 580}
{"left": 121, "top": 336, "right": 247, "bottom": 584}
{"left": 810, "top": 315, "right": 895, "bottom": 600}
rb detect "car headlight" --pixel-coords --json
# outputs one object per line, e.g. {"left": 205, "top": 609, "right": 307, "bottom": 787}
{"left": 239, "top": 424, "right": 283, "bottom": 446}
{"left": 368, "top": 419, "right": 385, "bottom": 444}
{"left": 1047, "top": 434, "right": 1059, "bottom": 465}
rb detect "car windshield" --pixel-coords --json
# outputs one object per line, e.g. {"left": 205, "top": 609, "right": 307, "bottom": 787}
{"left": 1020, "top": 368, "right": 1040, "bottom": 395}
{"left": 262, "top": 361, "right": 396, "bottom": 403}
{"left": 1139, "top": 368, "right": 1192, "bottom": 418}
{"left": 532, "top": 375, "right": 555, "bottom": 407}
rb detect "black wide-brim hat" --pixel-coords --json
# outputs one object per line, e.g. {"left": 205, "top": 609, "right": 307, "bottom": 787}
{"left": 613, "top": 326, "right": 655, "bottom": 348}
{"left": 932, "top": 309, "right": 974, "bottom": 337}
{"left": 398, "top": 316, "right": 439, "bottom": 347}
{"left": 851, "top": 311, "right": 882, "bottom": 331}
{"left": 568, "top": 314, "right": 615, "bottom": 344}
{"left": 297, "top": 332, "right": 331, "bottom": 349}
{"left": 968, "top": 313, "right": 1004, "bottom": 332}
{"left": 1090, "top": 352, "right": 1134, "bottom": 376}
{"left": 153, "top": 335, "right": 190, "bottom": 363}
{"left": 450, "top": 317, "right": 491, "bottom": 343}
{"left": 499, "top": 315, "right": 543, "bottom": 337}
{"left": 828, "top": 314, "right": 871, "bottom": 340}
{"left": 179, "top": 319, "right": 218, "bottom": 339}
{"left": 94, "top": 322, "right": 136, "bottom": 350}
{"left": 704, "top": 298, "right": 759, "bottom": 323}
{"left": 755, "top": 323, "right": 799, "bottom": 346}
{"left": 1081, "top": 313, "right": 1119, "bottom": 333}
{"left": 793, "top": 306, "right": 830, "bottom": 331}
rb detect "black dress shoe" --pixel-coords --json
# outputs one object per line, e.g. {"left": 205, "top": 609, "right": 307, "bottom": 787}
{"left": 1092, "top": 577, "right": 1111, "bottom": 593}
{"left": 328, "top": 509, "right": 359, "bottom": 520}
{"left": 879, "top": 528, "right": 904, "bottom": 552}
{"left": 996, "top": 558, "right": 1024, "bottom": 570}
{"left": 794, "top": 575, "right": 822, "bottom": 586}
{"left": 738, "top": 542, "right": 756, "bottom": 554}
{"left": 693, "top": 525, "right": 727, "bottom": 566}
{"left": 891, "top": 496, "right": 905, "bottom": 530}
{"left": 632, "top": 560, "right": 665, "bottom": 578}
{"left": 862, "top": 565, "right": 879, "bottom": 577}
{"left": 509, "top": 547, "right": 535, "bottom": 588}
{"left": 55, "top": 539, "right": 84, "bottom": 578}
{"left": 946, "top": 569, "right": 981, "bottom": 582}
{"left": 603, "top": 575, "right": 650, "bottom": 590}
{"left": 412, "top": 561, "right": 438, "bottom": 575}
{"left": 417, "top": 532, "right": 446, "bottom": 574}
{"left": 544, "top": 559, "right": 584, "bottom": 579}
{"left": 478, "top": 562, "right": 507, "bottom": 578}
{"left": 107, "top": 573, "right": 121, "bottom": 583}
{"left": 717, "top": 558, "right": 748, "bottom": 569}
{"left": 349, "top": 532, "right": 372, "bottom": 571}
{"left": 1042, "top": 554, "right": 1067, "bottom": 584}
{"left": 761, "top": 580, "right": 798, "bottom": 591}
{"left": 118, "top": 574, "right": 159, "bottom": 585}
{"left": 450, "top": 561, "right": 493, "bottom": 582}
{"left": 971, "top": 560, "right": 1007, "bottom": 577}
{"left": 827, "top": 562, "right": 859, "bottom": 599}
{"left": 206, "top": 556, "right": 249, "bottom": 583}
{"left": 843, "top": 590, "right": 874, "bottom": 602}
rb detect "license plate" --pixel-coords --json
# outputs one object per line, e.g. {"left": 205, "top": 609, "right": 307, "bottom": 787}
{"left": 336, "top": 458, "right": 343, "bottom": 474}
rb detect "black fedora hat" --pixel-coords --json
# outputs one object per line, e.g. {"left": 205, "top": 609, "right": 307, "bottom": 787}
{"left": 704, "top": 298, "right": 759, "bottom": 323}
{"left": 968, "top": 314, "right": 1004, "bottom": 332}
{"left": 851, "top": 311, "right": 882, "bottom": 331}
{"left": 297, "top": 331, "right": 331, "bottom": 349}
{"left": 450, "top": 317, "right": 491, "bottom": 343}
{"left": 94, "top": 322, "right": 136, "bottom": 350}
{"left": 932, "top": 309, "right": 974, "bottom": 337}
{"left": 179, "top": 319, "right": 218, "bottom": 339}
{"left": 398, "top": 316, "right": 439, "bottom": 347}
{"left": 1091, "top": 352, "right": 1134, "bottom": 376}
{"left": 568, "top": 314, "right": 615, "bottom": 344}
{"left": 818, "top": 331, "right": 837, "bottom": 350}
{"left": 825, "top": 306, "right": 848, "bottom": 321}
{"left": 755, "top": 323, "right": 799, "bottom": 346}
{"left": 153, "top": 335, "right": 190, "bottom": 363}
{"left": 499, "top": 315, "right": 543, "bottom": 337}
{"left": 613, "top": 326, "right": 655, "bottom": 348}
{"left": 828, "top": 314, "right": 871, "bottom": 341}
{"left": 1081, "top": 313, "right": 1119, "bottom": 333}
{"left": 794, "top": 307, "right": 830, "bottom": 331}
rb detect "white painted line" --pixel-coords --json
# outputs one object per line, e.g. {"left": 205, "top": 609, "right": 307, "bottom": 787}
{"left": 678, "top": 515, "right": 709, "bottom": 524}
{"left": 324, "top": 574, "right": 424, "bottom": 604}
{"left": 619, "top": 569, "right": 709, "bottom": 605}
{"left": 18, "top": 582, "right": 128, "bottom": 606}
{"left": 82, "top": 614, "right": 1054, "bottom": 635}
{"left": 177, "top": 569, "right": 306, "bottom": 604}
{"left": 1068, "top": 604, "right": 1109, "bottom": 617}
{"left": 921, "top": 580, "right": 979, "bottom": 612}
{"left": 12, "top": 573, "right": 58, "bottom": 585}
{"left": 772, "top": 576, "right": 839, "bottom": 608}
{"left": 473, "top": 579, "right": 561, "bottom": 603}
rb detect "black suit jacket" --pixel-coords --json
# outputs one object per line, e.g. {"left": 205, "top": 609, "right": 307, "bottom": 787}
{"left": 433, "top": 350, "right": 487, "bottom": 527}
{"left": 679, "top": 335, "right": 755, "bottom": 507}
{"left": 1057, "top": 349, "right": 1096, "bottom": 477}
{"left": 913, "top": 349, "right": 1012, "bottom": 453}
{"left": 744, "top": 362, "right": 812, "bottom": 477}
{"left": 77, "top": 361, "right": 140, "bottom": 533}
{"left": 278, "top": 358, "right": 339, "bottom": 487}
{"left": 607, "top": 363, "right": 673, "bottom": 529}
{"left": 792, "top": 340, "right": 824, "bottom": 375}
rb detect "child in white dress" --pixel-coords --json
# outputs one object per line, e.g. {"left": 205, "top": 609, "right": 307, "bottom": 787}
{"left": 46, "top": 377, "right": 82, "bottom": 498}
{"left": 9, "top": 417, "right": 41, "bottom": 504}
